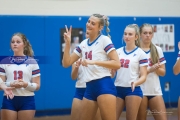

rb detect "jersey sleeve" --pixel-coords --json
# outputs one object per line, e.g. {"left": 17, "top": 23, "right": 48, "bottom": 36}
{"left": 139, "top": 50, "right": 148, "bottom": 67}
{"left": 32, "top": 64, "right": 40, "bottom": 78}
{"left": 0, "top": 64, "right": 6, "bottom": 76}
{"left": 74, "top": 41, "right": 84, "bottom": 58}
{"left": 177, "top": 51, "right": 180, "bottom": 60}
{"left": 157, "top": 46, "right": 166, "bottom": 65}
{"left": 103, "top": 36, "right": 115, "bottom": 54}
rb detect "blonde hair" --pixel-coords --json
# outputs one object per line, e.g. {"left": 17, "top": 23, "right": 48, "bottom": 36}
{"left": 140, "top": 23, "right": 159, "bottom": 65}
{"left": 92, "top": 14, "right": 111, "bottom": 38}
{"left": 126, "top": 24, "right": 140, "bottom": 47}
{"left": 11, "top": 33, "right": 34, "bottom": 57}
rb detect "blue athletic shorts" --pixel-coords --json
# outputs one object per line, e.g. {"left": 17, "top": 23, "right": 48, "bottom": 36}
{"left": 74, "top": 88, "right": 86, "bottom": 100}
{"left": 1, "top": 96, "right": 36, "bottom": 111}
{"left": 116, "top": 86, "right": 143, "bottom": 100}
{"left": 84, "top": 76, "right": 117, "bottom": 101}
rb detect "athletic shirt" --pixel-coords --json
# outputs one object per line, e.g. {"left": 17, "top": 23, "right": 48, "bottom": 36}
{"left": 75, "top": 64, "right": 86, "bottom": 88}
{"left": 0, "top": 56, "right": 40, "bottom": 96}
{"left": 141, "top": 45, "right": 166, "bottom": 95}
{"left": 115, "top": 47, "right": 148, "bottom": 87}
{"left": 74, "top": 35, "right": 115, "bottom": 82}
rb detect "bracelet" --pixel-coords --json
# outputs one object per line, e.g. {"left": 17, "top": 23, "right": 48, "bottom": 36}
{"left": 25, "top": 82, "right": 37, "bottom": 92}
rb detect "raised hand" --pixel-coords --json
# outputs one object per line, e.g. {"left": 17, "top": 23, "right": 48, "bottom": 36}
{"left": 63, "top": 25, "right": 72, "bottom": 46}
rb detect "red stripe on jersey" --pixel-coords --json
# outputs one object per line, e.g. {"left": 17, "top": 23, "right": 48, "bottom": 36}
{"left": 32, "top": 69, "right": 40, "bottom": 75}
{"left": 139, "top": 59, "right": 148, "bottom": 64}
{"left": 104, "top": 44, "right": 114, "bottom": 52}
{"left": 159, "top": 57, "right": 165, "bottom": 62}
{"left": 0, "top": 67, "right": 5, "bottom": 73}
{"left": 76, "top": 47, "right": 82, "bottom": 53}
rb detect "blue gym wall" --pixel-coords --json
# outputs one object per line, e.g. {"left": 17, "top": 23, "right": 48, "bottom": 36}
{"left": 0, "top": 15, "right": 180, "bottom": 116}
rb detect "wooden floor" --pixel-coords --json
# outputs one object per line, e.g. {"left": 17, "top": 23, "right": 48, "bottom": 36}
{"left": 33, "top": 108, "right": 178, "bottom": 120}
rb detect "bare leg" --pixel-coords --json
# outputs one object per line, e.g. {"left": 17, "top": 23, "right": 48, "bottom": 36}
{"left": 79, "top": 97, "right": 98, "bottom": 120}
{"left": 137, "top": 96, "right": 148, "bottom": 120}
{"left": 125, "top": 96, "right": 142, "bottom": 120}
{"left": 18, "top": 110, "right": 35, "bottom": 120}
{"left": 71, "top": 98, "right": 83, "bottom": 120}
{"left": 149, "top": 96, "right": 167, "bottom": 120}
{"left": 94, "top": 108, "right": 102, "bottom": 120}
{"left": 1, "top": 109, "right": 17, "bottom": 120}
{"left": 97, "top": 94, "right": 116, "bottom": 120}
{"left": 116, "top": 97, "right": 125, "bottom": 120}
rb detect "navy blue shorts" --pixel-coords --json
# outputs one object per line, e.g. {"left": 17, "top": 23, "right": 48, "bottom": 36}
{"left": 84, "top": 76, "right": 117, "bottom": 101}
{"left": 116, "top": 86, "right": 143, "bottom": 100}
{"left": 146, "top": 96, "right": 156, "bottom": 100}
{"left": 74, "top": 88, "right": 86, "bottom": 100}
{"left": 1, "top": 96, "right": 36, "bottom": 111}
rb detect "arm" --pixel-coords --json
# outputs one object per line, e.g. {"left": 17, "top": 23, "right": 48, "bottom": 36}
{"left": 173, "top": 42, "right": 180, "bottom": 75}
{"left": 71, "top": 61, "right": 81, "bottom": 80}
{"left": 173, "top": 59, "right": 180, "bottom": 75}
{"left": 135, "top": 66, "right": 147, "bottom": 86}
{"left": 0, "top": 75, "right": 14, "bottom": 99}
{"left": 110, "top": 69, "right": 117, "bottom": 78}
{"left": 62, "top": 25, "right": 80, "bottom": 67}
{"left": 155, "top": 64, "right": 166, "bottom": 76}
{"left": 82, "top": 50, "right": 121, "bottom": 70}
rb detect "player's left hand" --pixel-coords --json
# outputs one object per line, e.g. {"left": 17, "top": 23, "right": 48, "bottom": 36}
{"left": 131, "top": 82, "right": 136, "bottom": 92}
{"left": 3, "top": 87, "right": 14, "bottom": 99}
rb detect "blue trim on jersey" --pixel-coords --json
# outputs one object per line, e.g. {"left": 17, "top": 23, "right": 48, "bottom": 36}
{"left": 139, "top": 59, "right": 148, "bottom": 64}
{"left": 104, "top": 44, "right": 114, "bottom": 53}
{"left": 10, "top": 56, "right": 28, "bottom": 65}
{"left": 159, "top": 57, "right": 165, "bottom": 63}
{"left": 32, "top": 69, "right": 40, "bottom": 75}
{"left": 123, "top": 46, "right": 138, "bottom": 55}
{"left": 76, "top": 46, "right": 82, "bottom": 53}
{"left": 87, "top": 34, "right": 101, "bottom": 46}
{"left": 144, "top": 50, "right": 150, "bottom": 54}
{"left": 0, "top": 67, "right": 5, "bottom": 73}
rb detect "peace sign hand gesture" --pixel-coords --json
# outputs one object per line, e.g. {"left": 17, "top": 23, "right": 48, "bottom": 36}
{"left": 63, "top": 25, "right": 72, "bottom": 46}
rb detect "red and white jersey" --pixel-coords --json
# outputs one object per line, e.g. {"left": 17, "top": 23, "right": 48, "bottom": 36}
{"left": 0, "top": 57, "right": 40, "bottom": 96}
{"left": 141, "top": 45, "right": 166, "bottom": 95}
{"left": 115, "top": 47, "right": 148, "bottom": 87}
{"left": 75, "top": 64, "right": 86, "bottom": 88}
{"left": 74, "top": 35, "right": 115, "bottom": 82}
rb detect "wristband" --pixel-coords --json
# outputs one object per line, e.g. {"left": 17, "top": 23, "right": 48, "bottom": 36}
{"left": 0, "top": 78, "right": 3, "bottom": 84}
{"left": 25, "top": 82, "right": 37, "bottom": 92}
{"left": 5, "top": 82, "right": 11, "bottom": 87}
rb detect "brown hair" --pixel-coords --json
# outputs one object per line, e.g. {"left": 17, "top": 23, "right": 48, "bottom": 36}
{"left": 92, "top": 14, "right": 111, "bottom": 38}
{"left": 140, "top": 23, "right": 159, "bottom": 64}
{"left": 11, "top": 33, "right": 34, "bottom": 57}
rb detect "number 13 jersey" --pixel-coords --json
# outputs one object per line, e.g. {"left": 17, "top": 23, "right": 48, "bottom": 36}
{"left": 115, "top": 47, "right": 148, "bottom": 87}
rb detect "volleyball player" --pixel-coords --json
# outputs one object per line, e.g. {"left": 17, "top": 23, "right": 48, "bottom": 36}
{"left": 62, "top": 14, "right": 120, "bottom": 120}
{"left": 0, "top": 33, "right": 41, "bottom": 120}
{"left": 137, "top": 23, "right": 167, "bottom": 120}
